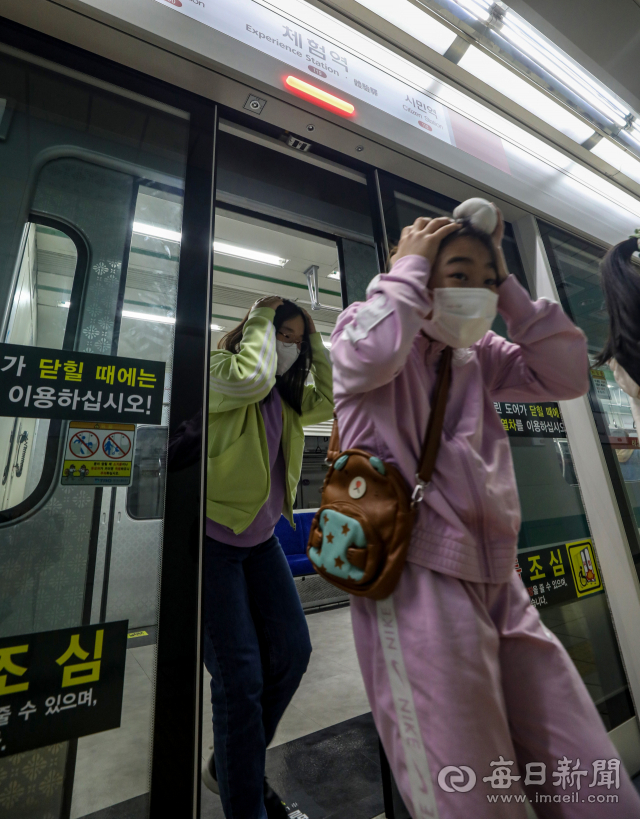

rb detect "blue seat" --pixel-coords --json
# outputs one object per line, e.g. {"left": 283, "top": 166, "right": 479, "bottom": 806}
{"left": 275, "top": 512, "right": 316, "bottom": 576}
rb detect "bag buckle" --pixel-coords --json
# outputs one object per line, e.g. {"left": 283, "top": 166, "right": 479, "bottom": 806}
{"left": 411, "top": 478, "right": 428, "bottom": 508}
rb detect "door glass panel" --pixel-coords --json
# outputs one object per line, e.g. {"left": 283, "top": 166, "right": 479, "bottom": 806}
{"left": 0, "top": 48, "right": 189, "bottom": 818}
{"left": 379, "top": 175, "right": 634, "bottom": 731}
{"left": 539, "top": 223, "right": 640, "bottom": 569}
{"left": 127, "top": 426, "right": 168, "bottom": 521}
{"left": 201, "top": 131, "right": 382, "bottom": 819}
{"left": 0, "top": 223, "right": 79, "bottom": 512}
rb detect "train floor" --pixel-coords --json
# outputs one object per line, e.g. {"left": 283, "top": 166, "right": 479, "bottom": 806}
{"left": 70, "top": 604, "right": 374, "bottom": 819}
{"left": 67, "top": 602, "right": 640, "bottom": 819}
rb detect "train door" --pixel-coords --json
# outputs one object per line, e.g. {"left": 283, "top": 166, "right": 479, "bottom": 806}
{"left": 0, "top": 43, "right": 213, "bottom": 819}
{"left": 200, "top": 121, "right": 386, "bottom": 819}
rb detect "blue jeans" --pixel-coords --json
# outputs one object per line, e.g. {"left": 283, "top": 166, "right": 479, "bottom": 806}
{"left": 203, "top": 535, "right": 312, "bottom": 819}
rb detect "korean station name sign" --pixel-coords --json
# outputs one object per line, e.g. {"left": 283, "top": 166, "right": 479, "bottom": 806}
{"left": 0, "top": 621, "right": 127, "bottom": 756}
{"left": 0, "top": 343, "right": 165, "bottom": 425}
{"left": 153, "top": 0, "right": 453, "bottom": 144}
{"left": 494, "top": 401, "right": 566, "bottom": 438}
{"left": 517, "top": 539, "right": 603, "bottom": 610}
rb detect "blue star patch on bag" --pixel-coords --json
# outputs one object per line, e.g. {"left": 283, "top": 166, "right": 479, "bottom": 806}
{"left": 308, "top": 509, "right": 366, "bottom": 582}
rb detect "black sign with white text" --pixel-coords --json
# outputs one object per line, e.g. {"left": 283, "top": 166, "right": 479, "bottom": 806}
{"left": 0, "top": 621, "right": 127, "bottom": 756}
{"left": 0, "top": 343, "right": 165, "bottom": 425}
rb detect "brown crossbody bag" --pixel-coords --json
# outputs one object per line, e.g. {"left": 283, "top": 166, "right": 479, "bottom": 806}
{"left": 306, "top": 346, "right": 452, "bottom": 600}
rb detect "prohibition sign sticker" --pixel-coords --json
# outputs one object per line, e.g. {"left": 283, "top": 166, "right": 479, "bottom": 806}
{"left": 62, "top": 422, "right": 136, "bottom": 487}
{"left": 69, "top": 431, "right": 100, "bottom": 459}
{"left": 103, "top": 432, "right": 132, "bottom": 460}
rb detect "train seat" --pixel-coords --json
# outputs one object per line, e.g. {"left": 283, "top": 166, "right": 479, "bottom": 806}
{"left": 275, "top": 512, "right": 316, "bottom": 576}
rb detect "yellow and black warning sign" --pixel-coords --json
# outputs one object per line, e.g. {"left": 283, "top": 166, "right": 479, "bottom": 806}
{"left": 61, "top": 422, "right": 136, "bottom": 487}
{"left": 567, "top": 539, "right": 603, "bottom": 598}
{"left": 0, "top": 621, "right": 127, "bottom": 757}
{"left": 518, "top": 537, "right": 603, "bottom": 609}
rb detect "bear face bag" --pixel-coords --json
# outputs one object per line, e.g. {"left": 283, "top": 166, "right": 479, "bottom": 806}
{"left": 307, "top": 347, "right": 452, "bottom": 600}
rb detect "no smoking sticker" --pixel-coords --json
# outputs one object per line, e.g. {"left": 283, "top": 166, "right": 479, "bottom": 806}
{"left": 62, "top": 422, "right": 136, "bottom": 487}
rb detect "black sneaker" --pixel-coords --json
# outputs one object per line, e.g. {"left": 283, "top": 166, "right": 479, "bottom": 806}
{"left": 201, "top": 752, "right": 220, "bottom": 795}
{"left": 264, "top": 778, "right": 289, "bottom": 819}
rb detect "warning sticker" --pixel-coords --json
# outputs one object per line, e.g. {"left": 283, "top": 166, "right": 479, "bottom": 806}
{"left": 61, "top": 422, "right": 136, "bottom": 486}
{"left": 567, "top": 539, "right": 603, "bottom": 598}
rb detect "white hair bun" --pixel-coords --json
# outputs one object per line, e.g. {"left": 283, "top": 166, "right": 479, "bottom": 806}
{"left": 452, "top": 198, "right": 498, "bottom": 235}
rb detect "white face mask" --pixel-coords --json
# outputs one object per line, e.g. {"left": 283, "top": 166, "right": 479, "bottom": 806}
{"left": 275, "top": 339, "right": 301, "bottom": 376}
{"left": 429, "top": 288, "right": 498, "bottom": 348}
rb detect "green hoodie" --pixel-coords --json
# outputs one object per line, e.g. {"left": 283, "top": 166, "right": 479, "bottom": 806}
{"left": 207, "top": 306, "right": 334, "bottom": 533}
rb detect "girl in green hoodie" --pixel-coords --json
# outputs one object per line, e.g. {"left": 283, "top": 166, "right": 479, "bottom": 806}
{"left": 202, "top": 296, "right": 333, "bottom": 819}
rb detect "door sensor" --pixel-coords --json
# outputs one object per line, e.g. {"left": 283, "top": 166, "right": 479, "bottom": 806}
{"left": 244, "top": 94, "right": 267, "bottom": 115}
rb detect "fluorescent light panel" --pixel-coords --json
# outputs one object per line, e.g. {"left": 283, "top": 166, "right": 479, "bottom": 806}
{"left": 132, "top": 222, "right": 181, "bottom": 242}
{"left": 591, "top": 138, "right": 640, "bottom": 186}
{"left": 353, "top": 0, "right": 456, "bottom": 54}
{"left": 454, "top": 0, "right": 492, "bottom": 22}
{"left": 458, "top": 46, "right": 593, "bottom": 143}
{"left": 458, "top": 47, "right": 593, "bottom": 144}
{"left": 328, "top": 270, "right": 341, "bottom": 279}
{"left": 214, "top": 241, "right": 289, "bottom": 267}
{"left": 500, "top": 12, "right": 629, "bottom": 127}
{"left": 122, "top": 310, "right": 174, "bottom": 324}
{"left": 132, "top": 222, "right": 288, "bottom": 266}
{"left": 62, "top": 301, "right": 226, "bottom": 331}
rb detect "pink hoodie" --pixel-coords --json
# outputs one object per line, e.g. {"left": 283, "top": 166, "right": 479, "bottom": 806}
{"left": 330, "top": 255, "right": 589, "bottom": 585}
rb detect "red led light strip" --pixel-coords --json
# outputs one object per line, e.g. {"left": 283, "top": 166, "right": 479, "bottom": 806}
{"left": 284, "top": 76, "right": 355, "bottom": 116}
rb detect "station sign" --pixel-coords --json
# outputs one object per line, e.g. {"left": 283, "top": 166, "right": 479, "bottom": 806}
{"left": 0, "top": 343, "right": 165, "bottom": 425}
{"left": 0, "top": 621, "right": 127, "bottom": 757}
{"left": 61, "top": 422, "right": 136, "bottom": 487}
{"left": 517, "top": 538, "right": 603, "bottom": 610}
{"left": 153, "top": 0, "right": 454, "bottom": 144}
{"left": 494, "top": 401, "right": 566, "bottom": 438}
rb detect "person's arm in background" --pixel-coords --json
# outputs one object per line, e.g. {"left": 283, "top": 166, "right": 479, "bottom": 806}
{"left": 209, "top": 297, "right": 281, "bottom": 412}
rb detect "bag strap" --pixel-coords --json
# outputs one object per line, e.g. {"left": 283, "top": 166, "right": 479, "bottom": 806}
{"left": 327, "top": 415, "right": 341, "bottom": 463}
{"left": 327, "top": 346, "right": 453, "bottom": 498}
{"left": 415, "top": 345, "right": 452, "bottom": 495}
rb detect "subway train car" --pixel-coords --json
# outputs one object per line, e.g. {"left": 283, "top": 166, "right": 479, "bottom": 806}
{"left": 1, "top": 1, "right": 640, "bottom": 818}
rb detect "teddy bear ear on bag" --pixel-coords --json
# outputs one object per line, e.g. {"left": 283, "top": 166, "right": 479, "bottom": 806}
{"left": 453, "top": 198, "right": 498, "bottom": 235}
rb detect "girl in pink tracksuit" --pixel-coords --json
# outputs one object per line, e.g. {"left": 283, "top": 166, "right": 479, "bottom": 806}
{"left": 330, "top": 212, "right": 640, "bottom": 818}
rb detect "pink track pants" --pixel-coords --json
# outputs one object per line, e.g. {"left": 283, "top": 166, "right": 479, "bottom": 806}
{"left": 350, "top": 562, "right": 640, "bottom": 818}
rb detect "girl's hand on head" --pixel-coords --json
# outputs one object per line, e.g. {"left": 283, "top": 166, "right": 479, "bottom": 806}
{"left": 490, "top": 207, "right": 509, "bottom": 285}
{"left": 491, "top": 206, "right": 505, "bottom": 250}
{"left": 301, "top": 307, "right": 317, "bottom": 334}
{"left": 254, "top": 296, "right": 284, "bottom": 311}
{"left": 393, "top": 217, "right": 461, "bottom": 267}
